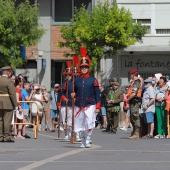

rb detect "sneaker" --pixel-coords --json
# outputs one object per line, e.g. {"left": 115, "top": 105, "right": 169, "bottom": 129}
{"left": 23, "top": 134, "right": 31, "bottom": 139}
{"left": 80, "top": 144, "right": 86, "bottom": 148}
{"left": 154, "top": 134, "right": 163, "bottom": 139}
{"left": 120, "top": 127, "right": 127, "bottom": 131}
{"left": 85, "top": 143, "right": 91, "bottom": 148}
{"left": 60, "top": 126, "right": 64, "bottom": 131}
{"left": 64, "top": 135, "right": 69, "bottom": 140}
{"left": 76, "top": 138, "right": 81, "bottom": 142}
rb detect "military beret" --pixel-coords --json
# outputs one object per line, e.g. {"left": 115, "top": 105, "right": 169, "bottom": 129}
{"left": 129, "top": 69, "right": 138, "bottom": 74}
{"left": 1, "top": 66, "right": 12, "bottom": 71}
{"left": 113, "top": 82, "right": 120, "bottom": 86}
{"left": 109, "top": 77, "right": 116, "bottom": 82}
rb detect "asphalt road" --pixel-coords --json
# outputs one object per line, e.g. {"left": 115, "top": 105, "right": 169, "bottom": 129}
{"left": 0, "top": 127, "right": 170, "bottom": 170}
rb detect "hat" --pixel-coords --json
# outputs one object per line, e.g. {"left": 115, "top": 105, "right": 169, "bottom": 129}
{"left": 1, "top": 66, "right": 12, "bottom": 71}
{"left": 34, "top": 84, "right": 40, "bottom": 90}
{"left": 63, "top": 68, "right": 72, "bottom": 75}
{"left": 41, "top": 86, "right": 46, "bottom": 90}
{"left": 109, "top": 77, "right": 116, "bottom": 82}
{"left": 144, "top": 78, "right": 152, "bottom": 83}
{"left": 113, "top": 82, "right": 120, "bottom": 86}
{"left": 54, "top": 84, "right": 60, "bottom": 88}
{"left": 80, "top": 57, "right": 91, "bottom": 67}
{"left": 63, "top": 61, "right": 72, "bottom": 75}
{"left": 80, "top": 47, "right": 91, "bottom": 67}
{"left": 129, "top": 69, "right": 138, "bottom": 74}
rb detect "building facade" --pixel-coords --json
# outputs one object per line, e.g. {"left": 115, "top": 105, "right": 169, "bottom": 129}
{"left": 16, "top": 0, "right": 170, "bottom": 89}
{"left": 101, "top": 0, "right": 170, "bottom": 86}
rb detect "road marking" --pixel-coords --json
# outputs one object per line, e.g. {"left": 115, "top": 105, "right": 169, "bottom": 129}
{"left": 2, "top": 160, "right": 170, "bottom": 164}
{"left": 87, "top": 149, "right": 170, "bottom": 153}
{"left": 50, "top": 160, "right": 170, "bottom": 163}
{"left": 0, "top": 161, "right": 34, "bottom": 163}
{"left": 17, "top": 144, "right": 101, "bottom": 170}
{"left": 0, "top": 148, "right": 69, "bottom": 151}
{"left": 26, "top": 131, "right": 82, "bottom": 143}
{"left": 27, "top": 131, "right": 58, "bottom": 139}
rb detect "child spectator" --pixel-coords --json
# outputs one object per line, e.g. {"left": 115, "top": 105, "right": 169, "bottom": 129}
{"left": 21, "top": 81, "right": 34, "bottom": 138}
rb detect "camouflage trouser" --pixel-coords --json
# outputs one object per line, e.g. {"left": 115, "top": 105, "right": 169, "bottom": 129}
{"left": 129, "top": 103, "right": 140, "bottom": 135}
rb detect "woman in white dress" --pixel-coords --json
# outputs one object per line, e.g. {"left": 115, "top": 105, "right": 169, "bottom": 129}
{"left": 31, "top": 84, "right": 43, "bottom": 131}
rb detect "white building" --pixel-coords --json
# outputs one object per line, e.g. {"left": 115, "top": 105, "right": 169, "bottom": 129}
{"left": 100, "top": 0, "right": 170, "bottom": 86}
{"left": 16, "top": 0, "right": 170, "bottom": 89}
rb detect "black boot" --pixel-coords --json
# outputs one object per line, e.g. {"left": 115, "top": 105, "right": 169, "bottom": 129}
{"left": 102, "top": 124, "right": 110, "bottom": 132}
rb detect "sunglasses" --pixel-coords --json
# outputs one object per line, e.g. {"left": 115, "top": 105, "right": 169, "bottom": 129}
{"left": 81, "top": 66, "right": 89, "bottom": 69}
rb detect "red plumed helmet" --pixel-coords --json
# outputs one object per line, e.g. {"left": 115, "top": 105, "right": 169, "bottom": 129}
{"left": 63, "top": 61, "right": 72, "bottom": 75}
{"left": 80, "top": 47, "right": 91, "bottom": 67}
{"left": 72, "top": 56, "right": 80, "bottom": 76}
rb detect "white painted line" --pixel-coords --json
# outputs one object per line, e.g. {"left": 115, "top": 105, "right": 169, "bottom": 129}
{"left": 26, "top": 131, "right": 57, "bottom": 139}
{"left": 0, "top": 161, "right": 34, "bottom": 163}
{"left": 26, "top": 131, "right": 82, "bottom": 143}
{"left": 50, "top": 161, "right": 170, "bottom": 163}
{"left": 87, "top": 149, "right": 170, "bottom": 153}
{"left": 2, "top": 160, "right": 170, "bottom": 163}
{"left": 17, "top": 144, "right": 101, "bottom": 170}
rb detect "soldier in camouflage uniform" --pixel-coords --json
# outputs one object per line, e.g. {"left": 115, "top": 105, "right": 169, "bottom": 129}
{"left": 127, "top": 69, "right": 142, "bottom": 139}
{"left": 106, "top": 82, "right": 123, "bottom": 134}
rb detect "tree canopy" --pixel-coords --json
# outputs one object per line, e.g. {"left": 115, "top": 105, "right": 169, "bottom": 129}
{"left": 57, "top": 1, "right": 147, "bottom": 71}
{"left": 0, "top": 0, "right": 45, "bottom": 69}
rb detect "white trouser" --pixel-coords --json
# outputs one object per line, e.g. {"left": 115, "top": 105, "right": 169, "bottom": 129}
{"left": 74, "top": 105, "right": 96, "bottom": 133}
{"left": 61, "top": 106, "right": 72, "bottom": 126}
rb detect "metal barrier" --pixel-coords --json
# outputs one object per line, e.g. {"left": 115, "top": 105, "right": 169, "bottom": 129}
{"left": 14, "top": 101, "right": 40, "bottom": 139}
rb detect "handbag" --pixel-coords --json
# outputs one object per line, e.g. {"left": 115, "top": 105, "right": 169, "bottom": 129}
{"left": 16, "top": 110, "right": 24, "bottom": 120}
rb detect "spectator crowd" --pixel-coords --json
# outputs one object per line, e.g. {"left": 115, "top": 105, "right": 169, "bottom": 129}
{"left": 1, "top": 66, "right": 170, "bottom": 142}
{"left": 6, "top": 73, "right": 63, "bottom": 140}
{"left": 97, "top": 70, "right": 170, "bottom": 139}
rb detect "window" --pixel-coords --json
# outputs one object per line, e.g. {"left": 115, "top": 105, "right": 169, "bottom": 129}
{"left": 156, "top": 29, "right": 170, "bottom": 34}
{"left": 15, "top": 0, "right": 36, "bottom": 6}
{"left": 137, "top": 19, "right": 151, "bottom": 24}
{"left": 53, "top": 0, "right": 92, "bottom": 23}
{"left": 134, "top": 19, "right": 151, "bottom": 34}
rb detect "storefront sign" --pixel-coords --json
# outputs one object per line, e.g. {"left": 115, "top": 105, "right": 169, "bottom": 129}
{"left": 122, "top": 54, "right": 170, "bottom": 70}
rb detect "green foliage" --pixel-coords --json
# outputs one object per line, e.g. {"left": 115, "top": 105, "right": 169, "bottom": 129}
{"left": 0, "top": 0, "right": 45, "bottom": 69}
{"left": 57, "top": 1, "right": 147, "bottom": 72}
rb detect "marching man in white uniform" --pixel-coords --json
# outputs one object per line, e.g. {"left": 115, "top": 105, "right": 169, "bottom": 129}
{"left": 71, "top": 47, "right": 101, "bottom": 148}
